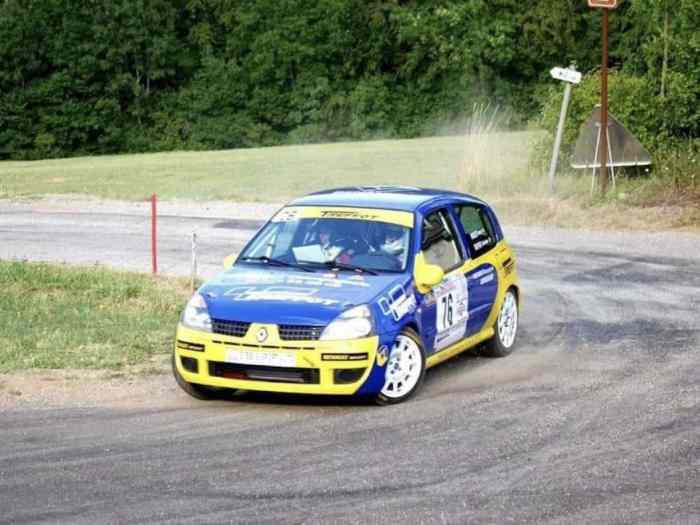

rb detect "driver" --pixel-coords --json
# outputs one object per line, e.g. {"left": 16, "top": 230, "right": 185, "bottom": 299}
{"left": 378, "top": 225, "right": 408, "bottom": 267}
{"left": 317, "top": 223, "right": 352, "bottom": 264}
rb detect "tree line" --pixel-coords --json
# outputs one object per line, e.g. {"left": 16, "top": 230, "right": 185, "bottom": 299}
{"left": 0, "top": 0, "right": 697, "bottom": 160}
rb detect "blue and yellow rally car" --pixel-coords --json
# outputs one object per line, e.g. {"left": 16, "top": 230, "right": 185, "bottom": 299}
{"left": 174, "top": 186, "right": 520, "bottom": 404}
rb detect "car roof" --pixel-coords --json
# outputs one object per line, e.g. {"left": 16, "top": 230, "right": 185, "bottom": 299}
{"left": 288, "top": 186, "right": 487, "bottom": 212}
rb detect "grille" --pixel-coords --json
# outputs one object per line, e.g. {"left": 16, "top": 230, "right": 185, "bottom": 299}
{"left": 211, "top": 319, "right": 251, "bottom": 338}
{"left": 211, "top": 340, "right": 315, "bottom": 351}
{"left": 278, "top": 324, "right": 325, "bottom": 341}
{"left": 208, "top": 362, "right": 320, "bottom": 384}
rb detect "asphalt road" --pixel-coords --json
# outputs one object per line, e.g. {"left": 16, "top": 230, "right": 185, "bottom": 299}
{"left": 0, "top": 203, "right": 264, "bottom": 278}
{"left": 1, "top": 201, "right": 699, "bottom": 524}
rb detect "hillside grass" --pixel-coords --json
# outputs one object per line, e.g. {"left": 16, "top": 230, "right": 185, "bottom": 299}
{"left": 1, "top": 133, "right": 698, "bottom": 230}
{"left": 0, "top": 261, "right": 190, "bottom": 372}
{"left": 0, "top": 136, "right": 481, "bottom": 201}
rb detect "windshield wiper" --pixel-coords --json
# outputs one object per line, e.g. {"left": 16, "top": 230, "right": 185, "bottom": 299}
{"left": 302, "top": 260, "right": 378, "bottom": 275}
{"left": 239, "top": 256, "right": 314, "bottom": 273}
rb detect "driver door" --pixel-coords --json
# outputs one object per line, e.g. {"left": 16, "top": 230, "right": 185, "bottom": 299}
{"left": 415, "top": 208, "right": 470, "bottom": 355}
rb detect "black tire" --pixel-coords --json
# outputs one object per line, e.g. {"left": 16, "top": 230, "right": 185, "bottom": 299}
{"left": 482, "top": 288, "right": 519, "bottom": 358}
{"left": 172, "top": 353, "right": 236, "bottom": 400}
{"left": 375, "top": 327, "right": 426, "bottom": 405}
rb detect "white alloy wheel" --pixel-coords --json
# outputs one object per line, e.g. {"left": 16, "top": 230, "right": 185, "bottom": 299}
{"left": 379, "top": 333, "right": 424, "bottom": 401}
{"left": 482, "top": 288, "right": 519, "bottom": 358}
{"left": 497, "top": 290, "right": 518, "bottom": 349}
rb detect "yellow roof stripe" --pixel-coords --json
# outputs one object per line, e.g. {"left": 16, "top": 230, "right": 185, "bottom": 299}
{"left": 272, "top": 206, "right": 414, "bottom": 228}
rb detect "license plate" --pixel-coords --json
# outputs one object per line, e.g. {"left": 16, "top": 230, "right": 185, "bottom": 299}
{"left": 224, "top": 350, "right": 296, "bottom": 368}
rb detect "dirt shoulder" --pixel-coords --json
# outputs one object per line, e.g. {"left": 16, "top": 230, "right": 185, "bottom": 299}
{"left": 0, "top": 364, "right": 187, "bottom": 410}
{"left": 5, "top": 193, "right": 699, "bottom": 232}
{"left": 2, "top": 194, "right": 283, "bottom": 220}
{"left": 489, "top": 195, "right": 700, "bottom": 233}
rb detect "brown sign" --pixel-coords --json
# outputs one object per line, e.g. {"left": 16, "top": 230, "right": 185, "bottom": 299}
{"left": 588, "top": 0, "right": 618, "bottom": 7}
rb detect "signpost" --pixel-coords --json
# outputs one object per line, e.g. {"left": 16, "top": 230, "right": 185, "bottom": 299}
{"left": 589, "top": 0, "right": 619, "bottom": 194}
{"left": 588, "top": 0, "right": 617, "bottom": 7}
{"left": 547, "top": 66, "right": 581, "bottom": 193}
{"left": 550, "top": 67, "right": 582, "bottom": 85}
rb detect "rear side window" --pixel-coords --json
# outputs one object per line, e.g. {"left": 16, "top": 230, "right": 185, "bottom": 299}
{"left": 421, "top": 210, "right": 462, "bottom": 271}
{"left": 456, "top": 205, "right": 497, "bottom": 257}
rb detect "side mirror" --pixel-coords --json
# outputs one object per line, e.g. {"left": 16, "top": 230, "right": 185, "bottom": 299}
{"left": 223, "top": 254, "right": 236, "bottom": 270}
{"left": 413, "top": 252, "right": 444, "bottom": 294}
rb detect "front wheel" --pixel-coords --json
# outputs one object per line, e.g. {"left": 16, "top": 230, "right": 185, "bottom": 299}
{"left": 482, "top": 288, "right": 519, "bottom": 358}
{"left": 172, "top": 353, "right": 236, "bottom": 400}
{"left": 375, "top": 328, "right": 426, "bottom": 405}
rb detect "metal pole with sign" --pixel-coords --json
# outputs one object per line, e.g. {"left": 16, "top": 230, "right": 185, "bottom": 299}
{"left": 588, "top": 0, "right": 618, "bottom": 194}
{"left": 548, "top": 66, "right": 582, "bottom": 193}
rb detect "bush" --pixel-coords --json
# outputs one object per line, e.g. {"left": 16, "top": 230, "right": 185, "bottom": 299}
{"left": 532, "top": 69, "right": 700, "bottom": 203}
{"left": 533, "top": 70, "right": 700, "bottom": 167}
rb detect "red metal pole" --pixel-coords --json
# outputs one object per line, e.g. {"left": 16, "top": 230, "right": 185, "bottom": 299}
{"left": 151, "top": 193, "right": 158, "bottom": 274}
{"left": 600, "top": 9, "right": 609, "bottom": 194}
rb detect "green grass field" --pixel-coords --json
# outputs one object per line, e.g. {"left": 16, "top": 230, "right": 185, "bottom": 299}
{"left": 0, "top": 134, "right": 535, "bottom": 201}
{"left": 0, "top": 261, "right": 190, "bottom": 372}
{"left": 1, "top": 133, "right": 698, "bottom": 230}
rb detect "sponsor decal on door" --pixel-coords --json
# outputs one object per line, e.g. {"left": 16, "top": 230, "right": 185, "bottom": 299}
{"left": 433, "top": 272, "right": 469, "bottom": 350}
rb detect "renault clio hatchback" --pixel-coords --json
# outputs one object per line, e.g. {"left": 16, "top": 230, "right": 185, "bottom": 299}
{"left": 174, "top": 186, "right": 520, "bottom": 404}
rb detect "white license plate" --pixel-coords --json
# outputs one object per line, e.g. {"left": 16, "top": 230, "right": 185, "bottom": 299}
{"left": 224, "top": 350, "right": 296, "bottom": 368}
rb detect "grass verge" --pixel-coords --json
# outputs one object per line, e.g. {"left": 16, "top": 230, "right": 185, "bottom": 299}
{"left": 0, "top": 133, "right": 697, "bottom": 230}
{"left": 0, "top": 136, "right": 473, "bottom": 201}
{"left": 0, "top": 261, "right": 190, "bottom": 372}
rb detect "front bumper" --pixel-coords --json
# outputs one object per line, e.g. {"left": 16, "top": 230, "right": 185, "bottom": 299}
{"left": 174, "top": 324, "right": 380, "bottom": 395}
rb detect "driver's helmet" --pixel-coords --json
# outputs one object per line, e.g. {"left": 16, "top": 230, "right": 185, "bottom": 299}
{"left": 312, "top": 220, "right": 337, "bottom": 245}
{"left": 381, "top": 225, "right": 406, "bottom": 255}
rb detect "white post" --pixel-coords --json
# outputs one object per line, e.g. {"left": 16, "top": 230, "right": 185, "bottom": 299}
{"left": 548, "top": 81, "right": 573, "bottom": 194}
{"left": 591, "top": 124, "right": 602, "bottom": 194}
{"left": 191, "top": 232, "right": 197, "bottom": 293}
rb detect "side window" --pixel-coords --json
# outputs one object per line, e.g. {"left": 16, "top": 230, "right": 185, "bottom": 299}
{"left": 421, "top": 210, "right": 462, "bottom": 271}
{"left": 456, "top": 205, "right": 497, "bottom": 258}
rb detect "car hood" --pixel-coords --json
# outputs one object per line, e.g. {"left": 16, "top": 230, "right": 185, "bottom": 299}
{"left": 200, "top": 265, "right": 407, "bottom": 326}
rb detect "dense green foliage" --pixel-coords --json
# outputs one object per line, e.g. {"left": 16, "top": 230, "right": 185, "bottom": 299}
{"left": 536, "top": 0, "right": 699, "bottom": 191}
{"left": 0, "top": 0, "right": 697, "bottom": 160}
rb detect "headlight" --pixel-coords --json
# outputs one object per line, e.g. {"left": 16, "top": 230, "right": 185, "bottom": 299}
{"left": 180, "top": 292, "right": 212, "bottom": 332}
{"left": 320, "top": 305, "right": 374, "bottom": 341}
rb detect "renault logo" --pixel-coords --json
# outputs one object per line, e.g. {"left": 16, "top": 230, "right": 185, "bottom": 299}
{"left": 256, "top": 327, "right": 268, "bottom": 343}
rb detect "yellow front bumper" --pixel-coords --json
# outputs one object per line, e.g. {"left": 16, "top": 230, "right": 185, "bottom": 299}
{"left": 174, "top": 324, "right": 379, "bottom": 395}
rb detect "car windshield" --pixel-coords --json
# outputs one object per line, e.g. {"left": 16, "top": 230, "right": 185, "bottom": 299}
{"left": 239, "top": 215, "right": 412, "bottom": 273}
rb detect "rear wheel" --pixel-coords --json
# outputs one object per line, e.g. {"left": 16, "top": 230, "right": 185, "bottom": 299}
{"left": 482, "top": 288, "right": 518, "bottom": 358}
{"left": 172, "top": 353, "right": 236, "bottom": 400}
{"left": 375, "top": 328, "right": 426, "bottom": 405}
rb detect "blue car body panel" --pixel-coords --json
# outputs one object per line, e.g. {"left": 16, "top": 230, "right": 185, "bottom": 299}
{"left": 201, "top": 266, "right": 413, "bottom": 333}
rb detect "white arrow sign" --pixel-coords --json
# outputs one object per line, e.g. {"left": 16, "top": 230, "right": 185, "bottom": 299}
{"left": 550, "top": 67, "right": 582, "bottom": 85}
